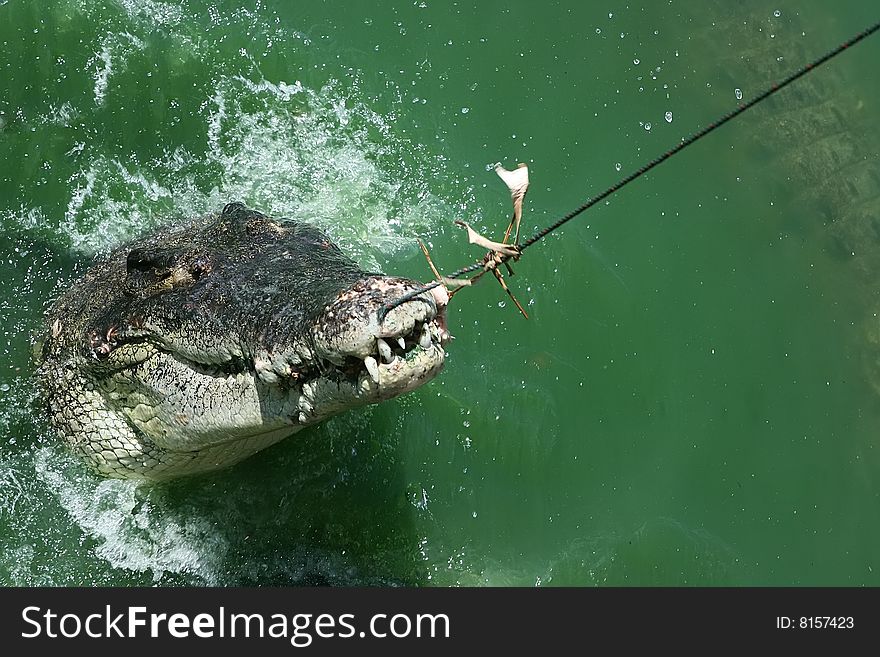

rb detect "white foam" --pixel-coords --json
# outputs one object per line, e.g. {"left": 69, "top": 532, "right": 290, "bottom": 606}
{"left": 114, "top": 0, "right": 187, "bottom": 28}
{"left": 58, "top": 69, "right": 457, "bottom": 266}
{"left": 31, "top": 0, "right": 466, "bottom": 263}
{"left": 89, "top": 45, "right": 113, "bottom": 106}
{"left": 0, "top": 463, "right": 26, "bottom": 520}
{"left": 1, "top": 205, "right": 46, "bottom": 231}
{"left": 34, "top": 448, "right": 228, "bottom": 584}
{"left": 39, "top": 102, "right": 79, "bottom": 127}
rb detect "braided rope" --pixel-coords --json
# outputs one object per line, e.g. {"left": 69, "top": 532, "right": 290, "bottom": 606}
{"left": 380, "top": 19, "right": 880, "bottom": 321}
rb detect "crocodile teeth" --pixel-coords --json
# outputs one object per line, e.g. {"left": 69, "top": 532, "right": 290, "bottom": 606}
{"left": 364, "top": 356, "right": 380, "bottom": 383}
{"left": 377, "top": 338, "right": 393, "bottom": 363}
{"left": 419, "top": 326, "right": 432, "bottom": 349}
{"left": 396, "top": 337, "right": 406, "bottom": 350}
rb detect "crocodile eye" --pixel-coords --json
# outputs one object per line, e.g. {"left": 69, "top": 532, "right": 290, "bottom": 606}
{"left": 125, "top": 246, "right": 181, "bottom": 274}
{"left": 124, "top": 242, "right": 213, "bottom": 295}
{"left": 190, "top": 255, "right": 212, "bottom": 279}
{"left": 88, "top": 330, "right": 113, "bottom": 359}
{"left": 125, "top": 247, "right": 157, "bottom": 273}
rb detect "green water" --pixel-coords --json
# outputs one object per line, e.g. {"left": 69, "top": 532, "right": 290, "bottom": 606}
{"left": 2, "top": 0, "right": 879, "bottom": 585}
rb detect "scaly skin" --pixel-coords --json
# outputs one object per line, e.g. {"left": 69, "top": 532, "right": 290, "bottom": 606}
{"left": 697, "top": 3, "right": 880, "bottom": 393}
{"left": 696, "top": 4, "right": 880, "bottom": 275}
{"left": 35, "top": 204, "right": 450, "bottom": 480}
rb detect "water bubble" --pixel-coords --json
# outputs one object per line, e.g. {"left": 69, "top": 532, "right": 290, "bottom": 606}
{"left": 615, "top": 162, "right": 622, "bottom": 171}
{"left": 664, "top": 111, "right": 673, "bottom": 123}
{"left": 773, "top": 9, "right": 781, "bottom": 17}
{"left": 633, "top": 58, "right": 640, "bottom": 65}
{"left": 735, "top": 88, "right": 743, "bottom": 100}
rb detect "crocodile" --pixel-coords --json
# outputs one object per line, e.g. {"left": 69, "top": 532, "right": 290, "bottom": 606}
{"left": 34, "top": 203, "right": 450, "bottom": 480}
{"left": 695, "top": 3, "right": 880, "bottom": 281}
{"left": 694, "top": 4, "right": 880, "bottom": 392}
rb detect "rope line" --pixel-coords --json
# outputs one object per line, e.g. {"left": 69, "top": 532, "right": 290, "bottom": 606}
{"left": 380, "top": 19, "right": 880, "bottom": 321}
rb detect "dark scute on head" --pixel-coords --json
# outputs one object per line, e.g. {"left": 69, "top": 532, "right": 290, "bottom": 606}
{"left": 222, "top": 201, "right": 248, "bottom": 217}
{"left": 132, "top": 205, "right": 370, "bottom": 346}
{"left": 45, "top": 205, "right": 378, "bottom": 361}
{"left": 126, "top": 245, "right": 186, "bottom": 273}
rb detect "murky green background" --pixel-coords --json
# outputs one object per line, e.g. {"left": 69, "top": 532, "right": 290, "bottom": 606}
{"left": 1, "top": 0, "right": 879, "bottom": 585}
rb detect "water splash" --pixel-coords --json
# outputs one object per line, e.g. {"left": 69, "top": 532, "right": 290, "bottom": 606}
{"left": 1, "top": 0, "right": 464, "bottom": 586}
{"left": 20, "top": 0, "right": 460, "bottom": 272}
{"left": 34, "top": 448, "right": 229, "bottom": 584}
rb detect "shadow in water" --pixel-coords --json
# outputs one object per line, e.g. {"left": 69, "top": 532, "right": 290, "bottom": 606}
{"left": 154, "top": 410, "right": 425, "bottom": 586}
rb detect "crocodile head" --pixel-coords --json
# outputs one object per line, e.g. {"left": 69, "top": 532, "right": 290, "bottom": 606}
{"left": 37, "top": 203, "right": 450, "bottom": 479}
